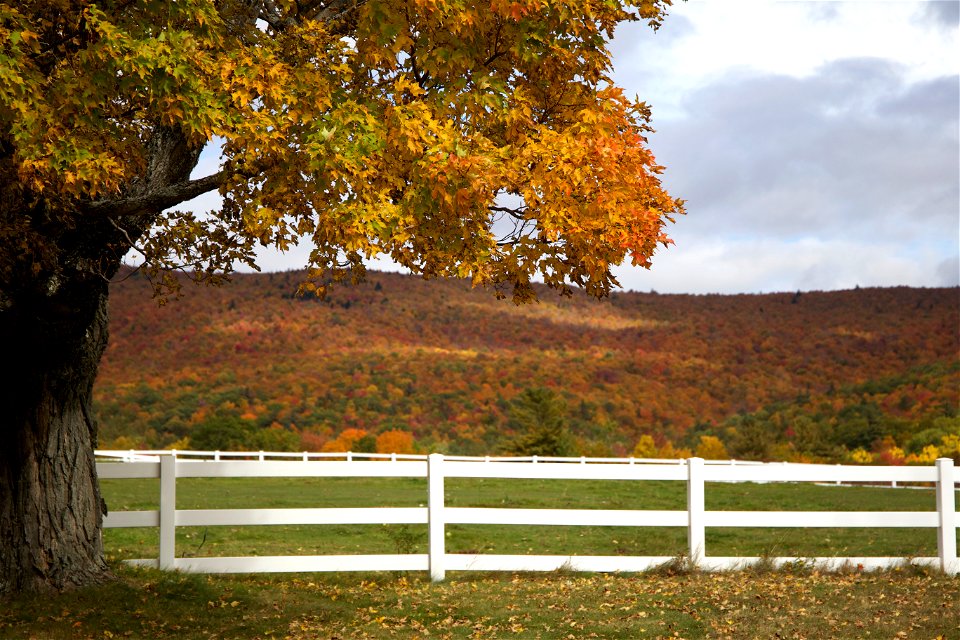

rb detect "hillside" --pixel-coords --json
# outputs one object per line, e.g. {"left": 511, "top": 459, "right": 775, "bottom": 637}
{"left": 94, "top": 269, "right": 959, "bottom": 461}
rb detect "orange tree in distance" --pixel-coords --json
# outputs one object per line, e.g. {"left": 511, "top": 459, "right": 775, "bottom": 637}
{"left": 0, "top": 0, "right": 684, "bottom": 594}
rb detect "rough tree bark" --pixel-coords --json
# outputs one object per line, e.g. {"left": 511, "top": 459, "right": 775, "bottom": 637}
{"left": 0, "top": 125, "right": 204, "bottom": 595}
{"left": 0, "top": 276, "right": 112, "bottom": 594}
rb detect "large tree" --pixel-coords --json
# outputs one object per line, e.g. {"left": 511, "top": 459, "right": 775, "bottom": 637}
{"left": 0, "top": 0, "right": 683, "bottom": 594}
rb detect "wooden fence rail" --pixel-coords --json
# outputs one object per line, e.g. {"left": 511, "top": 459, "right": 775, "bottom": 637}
{"left": 95, "top": 453, "right": 958, "bottom": 579}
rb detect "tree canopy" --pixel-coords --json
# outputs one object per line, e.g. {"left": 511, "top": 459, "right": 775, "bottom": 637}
{"left": 1, "top": 0, "right": 682, "bottom": 302}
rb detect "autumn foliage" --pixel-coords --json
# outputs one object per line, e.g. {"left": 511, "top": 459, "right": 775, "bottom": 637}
{"left": 96, "top": 270, "right": 959, "bottom": 463}
{"left": 0, "top": 0, "right": 682, "bottom": 301}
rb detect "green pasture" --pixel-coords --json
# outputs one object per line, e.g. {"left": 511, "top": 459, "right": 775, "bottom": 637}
{"left": 99, "top": 475, "right": 957, "bottom": 563}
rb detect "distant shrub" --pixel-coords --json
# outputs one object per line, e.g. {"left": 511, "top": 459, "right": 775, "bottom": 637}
{"left": 376, "top": 430, "right": 416, "bottom": 454}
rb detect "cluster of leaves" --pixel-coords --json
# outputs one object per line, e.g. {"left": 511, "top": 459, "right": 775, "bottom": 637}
{"left": 1, "top": 564, "right": 956, "bottom": 639}
{"left": 319, "top": 427, "right": 416, "bottom": 454}
{"left": 94, "top": 270, "right": 958, "bottom": 461}
{"left": 632, "top": 433, "right": 729, "bottom": 460}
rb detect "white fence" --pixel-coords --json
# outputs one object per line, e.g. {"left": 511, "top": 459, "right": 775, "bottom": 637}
{"left": 95, "top": 452, "right": 959, "bottom": 578}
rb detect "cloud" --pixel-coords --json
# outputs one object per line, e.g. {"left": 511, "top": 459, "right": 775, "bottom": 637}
{"left": 631, "top": 57, "right": 959, "bottom": 293}
{"left": 805, "top": 3, "right": 841, "bottom": 22}
{"left": 936, "top": 256, "right": 960, "bottom": 286}
{"left": 619, "top": 58, "right": 960, "bottom": 293}
{"left": 611, "top": 5, "right": 694, "bottom": 53}
{"left": 615, "top": 236, "right": 957, "bottom": 294}
{"left": 916, "top": 1, "right": 960, "bottom": 29}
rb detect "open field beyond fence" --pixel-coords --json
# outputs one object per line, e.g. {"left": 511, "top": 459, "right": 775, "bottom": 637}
{"left": 103, "top": 473, "right": 956, "bottom": 562}
{"left": 96, "top": 453, "right": 958, "bottom": 576}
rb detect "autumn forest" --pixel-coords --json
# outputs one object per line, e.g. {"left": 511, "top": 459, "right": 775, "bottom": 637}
{"left": 94, "top": 270, "right": 959, "bottom": 465}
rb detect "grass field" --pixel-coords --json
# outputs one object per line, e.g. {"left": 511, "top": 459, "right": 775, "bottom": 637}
{"left": 99, "top": 476, "right": 955, "bottom": 561}
{"left": 2, "top": 478, "right": 957, "bottom": 639}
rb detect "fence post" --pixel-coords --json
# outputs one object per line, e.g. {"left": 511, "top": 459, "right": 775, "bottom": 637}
{"left": 687, "top": 457, "right": 705, "bottom": 567}
{"left": 428, "top": 453, "right": 446, "bottom": 582}
{"left": 159, "top": 454, "right": 177, "bottom": 570}
{"left": 935, "top": 458, "right": 957, "bottom": 575}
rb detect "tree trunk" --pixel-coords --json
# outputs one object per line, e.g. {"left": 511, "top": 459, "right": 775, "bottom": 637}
{"left": 0, "top": 274, "right": 112, "bottom": 595}
{"left": 0, "top": 112, "right": 203, "bottom": 595}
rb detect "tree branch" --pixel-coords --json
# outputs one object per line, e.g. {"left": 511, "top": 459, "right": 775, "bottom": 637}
{"left": 489, "top": 204, "right": 527, "bottom": 220}
{"left": 82, "top": 171, "right": 228, "bottom": 218}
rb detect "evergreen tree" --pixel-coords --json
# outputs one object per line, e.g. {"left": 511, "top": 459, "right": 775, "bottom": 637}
{"left": 502, "top": 388, "right": 575, "bottom": 457}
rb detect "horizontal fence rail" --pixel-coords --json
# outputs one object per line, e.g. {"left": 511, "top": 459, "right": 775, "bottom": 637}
{"left": 95, "top": 449, "right": 767, "bottom": 465}
{"left": 95, "top": 452, "right": 959, "bottom": 578}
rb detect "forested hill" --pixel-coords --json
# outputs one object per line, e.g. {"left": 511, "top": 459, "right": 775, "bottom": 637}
{"left": 94, "top": 269, "right": 959, "bottom": 462}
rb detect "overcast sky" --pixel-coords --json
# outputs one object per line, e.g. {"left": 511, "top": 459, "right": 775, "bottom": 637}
{"left": 607, "top": 0, "right": 960, "bottom": 294}
{"left": 180, "top": 1, "right": 959, "bottom": 295}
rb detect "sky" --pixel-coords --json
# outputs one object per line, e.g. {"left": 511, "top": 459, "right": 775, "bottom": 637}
{"left": 179, "top": 1, "right": 960, "bottom": 295}
{"left": 606, "top": 0, "right": 960, "bottom": 294}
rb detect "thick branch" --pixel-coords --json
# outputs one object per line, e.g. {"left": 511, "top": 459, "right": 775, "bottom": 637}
{"left": 82, "top": 171, "right": 228, "bottom": 218}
